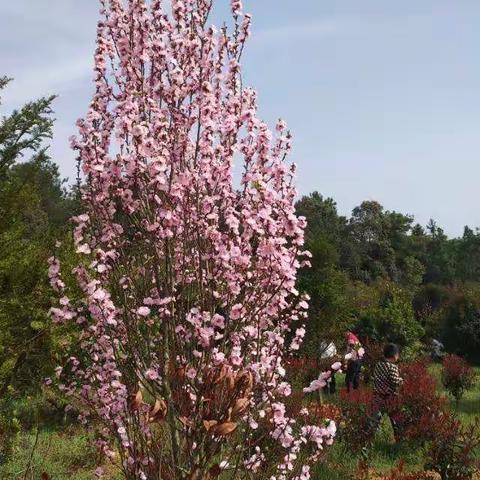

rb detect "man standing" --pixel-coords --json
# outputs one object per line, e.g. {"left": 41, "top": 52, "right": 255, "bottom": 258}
{"left": 372, "top": 343, "right": 403, "bottom": 441}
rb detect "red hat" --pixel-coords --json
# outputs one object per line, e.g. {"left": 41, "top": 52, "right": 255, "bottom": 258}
{"left": 346, "top": 332, "right": 360, "bottom": 345}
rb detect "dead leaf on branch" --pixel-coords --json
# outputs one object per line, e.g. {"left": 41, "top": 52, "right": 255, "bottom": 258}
{"left": 203, "top": 419, "right": 218, "bottom": 431}
{"left": 132, "top": 389, "right": 143, "bottom": 410}
{"left": 179, "top": 416, "right": 193, "bottom": 427}
{"left": 213, "top": 365, "right": 228, "bottom": 384}
{"left": 231, "top": 397, "right": 249, "bottom": 417}
{"left": 210, "top": 421, "right": 237, "bottom": 436}
{"left": 235, "top": 371, "right": 253, "bottom": 393}
{"left": 149, "top": 398, "right": 167, "bottom": 422}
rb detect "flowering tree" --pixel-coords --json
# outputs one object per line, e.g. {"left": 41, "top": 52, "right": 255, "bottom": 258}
{"left": 48, "top": 1, "right": 336, "bottom": 479}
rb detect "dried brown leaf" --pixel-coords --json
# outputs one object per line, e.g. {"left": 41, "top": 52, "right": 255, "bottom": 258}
{"left": 203, "top": 419, "right": 218, "bottom": 431}
{"left": 179, "top": 416, "right": 193, "bottom": 427}
{"left": 132, "top": 389, "right": 143, "bottom": 409}
{"left": 211, "top": 421, "right": 237, "bottom": 436}
{"left": 150, "top": 398, "right": 167, "bottom": 422}
{"left": 232, "top": 397, "right": 249, "bottom": 417}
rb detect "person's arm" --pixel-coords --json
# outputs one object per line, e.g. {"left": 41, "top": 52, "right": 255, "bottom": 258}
{"left": 390, "top": 364, "right": 403, "bottom": 391}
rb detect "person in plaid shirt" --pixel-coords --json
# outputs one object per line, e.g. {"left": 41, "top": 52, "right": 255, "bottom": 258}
{"left": 372, "top": 343, "right": 403, "bottom": 441}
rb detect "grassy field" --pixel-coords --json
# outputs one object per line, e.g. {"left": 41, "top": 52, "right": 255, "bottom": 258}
{"left": 1, "top": 366, "right": 478, "bottom": 480}
{"left": 430, "top": 364, "right": 480, "bottom": 425}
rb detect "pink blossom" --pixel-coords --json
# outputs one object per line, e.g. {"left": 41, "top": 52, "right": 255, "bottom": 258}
{"left": 331, "top": 361, "right": 342, "bottom": 371}
{"left": 137, "top": 306, "right": 151, "bottom": 317}
{"left": 76, "top": 243, "right": 92, "bottom": 254}
{"left": 230, "top": 303, "right": 243, "bottom": 320}
{"left": 145, "top": 369, "right": 159, "bottom": 381}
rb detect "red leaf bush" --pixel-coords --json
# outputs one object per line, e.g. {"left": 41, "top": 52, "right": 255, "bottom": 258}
{"left": 387, "top": 361, "right": 447, "bottom": 442}
{"left": 338, "top": 361, "right": 449, "bottom": 449}
{"left": 441, "top": 354, "right": 476, "bottom": 407}
{"left": 339, "top": 388, "right": 376, "bottom": 452}
{"left": 425, "top": 416, "right": 480, "bottom": 480}
{"left": 306, "top": 402, "right": 342, "bottom": 425}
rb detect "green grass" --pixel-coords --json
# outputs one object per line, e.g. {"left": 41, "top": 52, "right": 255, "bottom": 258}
{"left": 0, "top": 427, "right": 122, "bottom": 480}
{"left": 430, "top": 364, "right": 480, "bottom": 424}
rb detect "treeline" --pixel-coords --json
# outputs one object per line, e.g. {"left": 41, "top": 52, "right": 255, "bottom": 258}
{"left": 296, "top": 192, "right": 480, "bottom": 363}
{"left": 0, "top": 77, "right": 78, "bottom": 401}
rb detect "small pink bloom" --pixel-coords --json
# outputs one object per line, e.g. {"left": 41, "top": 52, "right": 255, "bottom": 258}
{"left": 145, "top": 368, "right": 159, "bottom": 381}
{"left": 230, "top": 303, "right": 243, "bottom": 320}
{"left": 137, "top": 306, "right": 151, "bottom": 316}
{"left": 331, "top": 361, "right": 342, "bottom": 371}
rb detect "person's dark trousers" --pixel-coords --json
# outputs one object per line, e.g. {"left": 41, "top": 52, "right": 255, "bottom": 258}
{"left": 322, "top": 373, "right": 336, "bottom": 395}
{"left": 345, "top": 359, "right": 361, "bottom": 392}
{"left": 329, "top": 373, "right": 336, "bottom": 394}
{"left": 371, "top": 394, "right": 401, "bottom": 443}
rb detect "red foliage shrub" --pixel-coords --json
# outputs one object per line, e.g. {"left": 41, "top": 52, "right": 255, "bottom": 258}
{"left": 286, "top": 356, "right": 320, "bottom": 373}
{"left": 285, "top": 356, "right": 321, "bottom": 387}
{"left": 339, "top": 388, "right": 376, "bottom": 452}
{"left": 387, "top": 361, "right": 447, "bottom": 442}
{"left": 425, "top": 416, "right": 480, "bottom": 480}
{"left": 441, "top": 354, "right": 476, "bottom": 407}
{"left": 307, "top": 402, "right": 342, "bottom": 425}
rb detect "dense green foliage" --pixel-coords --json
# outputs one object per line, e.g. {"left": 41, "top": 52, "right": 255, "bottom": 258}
{"left": 0, "top": 78, "right": 79, "bottom": 463}
{"left": 0, "top": 77, "right": 78, "bottom": 396}
{"left": 296, "top": 192, "right": 480, "bottom": 363}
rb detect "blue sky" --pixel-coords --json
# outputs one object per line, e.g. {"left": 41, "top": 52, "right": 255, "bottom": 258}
{"left": 1, "top": 1, "right": 479, "bottom": 236}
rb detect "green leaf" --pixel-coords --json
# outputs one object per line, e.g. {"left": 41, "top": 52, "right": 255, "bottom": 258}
{"left": 30, "top": 320, "right": 45, "bottom": 331}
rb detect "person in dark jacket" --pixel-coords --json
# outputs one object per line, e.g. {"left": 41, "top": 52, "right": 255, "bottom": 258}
{"left": 344, "top": 332, "right": 364, "bottom": 392}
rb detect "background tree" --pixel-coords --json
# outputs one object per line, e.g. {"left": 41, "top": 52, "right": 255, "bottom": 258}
{"left": 0, "top": 76, "right": 55, "bottom": 181}
{"left": 0, "top": 77, "right": 78, "bottom": 464}
{"left": 296, "top": 193, "right": 353, "bottom": 352}
{"left": 295, "top": 190, "right": 480, "bottom": 364}
{"left": 0, "top": 79, "right": 76, "bottom": 395}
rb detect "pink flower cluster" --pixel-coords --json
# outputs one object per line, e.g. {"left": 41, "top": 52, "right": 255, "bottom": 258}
{"left": 345, "top": 346, "right": 365, "bottom": 361}
{"left": 49, "top": 0, "right": 333, "bottom": 478}
{"left": 303, "top": 361, "right": 343, "bottom": 393}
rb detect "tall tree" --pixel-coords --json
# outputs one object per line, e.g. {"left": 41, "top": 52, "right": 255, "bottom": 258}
{"left": 0, "top": 77, "right": 55, "bottom": 182}
{"left": 456, "top": 226, "right": 480, "bottom": 283}
{"left": 423, "top": 220, "right": 456, "bottom": 284}
{"left": 296, "top": 193, "right": 353, "bottom": 350}
{"left": 349, "top": 201, "right": 397, "bottom": 282}
{"left": 50, "top": 2, "right": 335, "bottom": 479}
